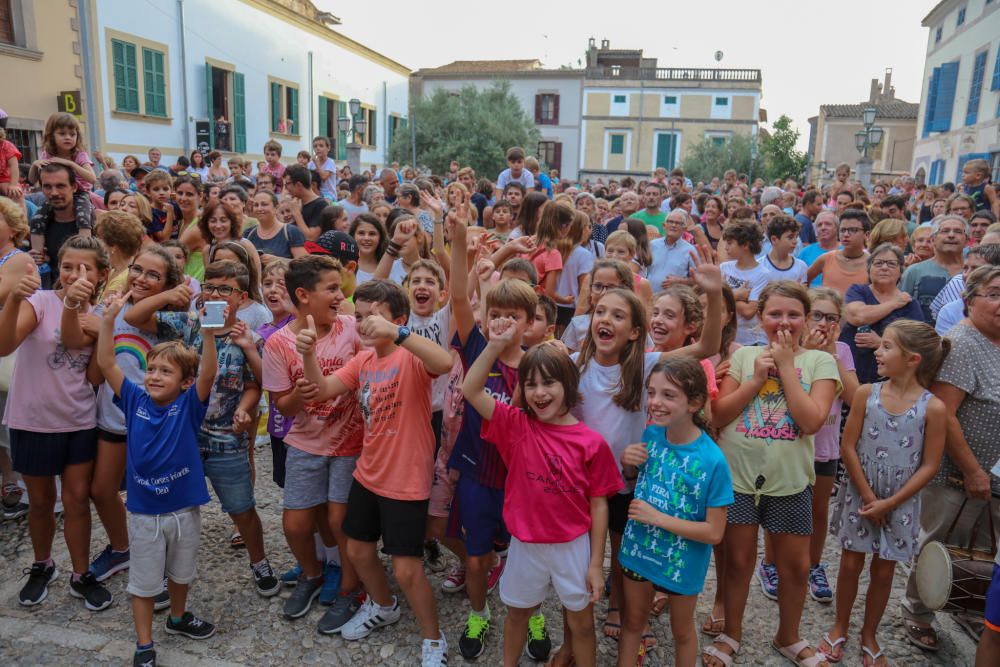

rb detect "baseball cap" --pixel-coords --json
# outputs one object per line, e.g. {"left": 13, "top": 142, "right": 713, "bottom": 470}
{"left": 131, "top": 165, "right": 153, "bottom": 178}
{"left": 305, "top": 230, "right": 359, "bottom": 264}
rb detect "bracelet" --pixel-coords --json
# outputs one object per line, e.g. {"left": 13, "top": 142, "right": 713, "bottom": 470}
{"left": 63, "top": 296, "right": 82, "bottom": 311}
{"left": 385, "top": 246, "right": 400, "bottom": 258}
{"left": 387, "top": 240, "right": 402, "bottom": 252}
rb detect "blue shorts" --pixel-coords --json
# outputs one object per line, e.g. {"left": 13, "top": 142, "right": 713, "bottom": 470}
{"left": 987, "top": 563, "right": 1000, "bottom": 634}
{"left": 448, "top": 474, "right": 507, "bottom": 556}
{"left": 201, "top": 449, "right": 255, "bottom": 515}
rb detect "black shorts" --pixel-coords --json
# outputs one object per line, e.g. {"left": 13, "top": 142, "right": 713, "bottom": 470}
{"left": 556, "top": 306, "right": 574, "bottom": 329}
{"left": 728, "top": 478, "right": 813, "bottom": 536}
{"left": 622, "top": 565, "right": 682, "bottom": 595}
{"left": 814, "top": 458, "right": 839, "bottom": 477}
{"left": 97, "top": 429, "right": 127, "bottom": 444}
{"left": 342, "top": 479, "right": 429, "bottom": 557}
{"left": 609, "top": 491, "right": 634, "bottom": 534}
{"left": 10, "top": 428, "right": 98, "bottom": 477}
{"left": 270, "top": 435, "right": 288, "bottom": 488}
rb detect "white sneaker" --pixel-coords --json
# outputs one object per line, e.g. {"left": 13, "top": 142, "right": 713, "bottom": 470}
{"left": 422, "top": 633, "right": 449, "bottom": 666}
{"left": 340, "top": 595, "right": 401, "bottom": 640}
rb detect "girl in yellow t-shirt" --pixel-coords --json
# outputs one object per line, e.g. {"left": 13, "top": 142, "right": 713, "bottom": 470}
{"left": 702, "top": 281, "right": 841, "bottom": 667}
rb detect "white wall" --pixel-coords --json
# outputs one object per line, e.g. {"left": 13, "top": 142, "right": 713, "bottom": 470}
{"left": 92, "top": 0, "right": 409, "bottom": 166}
{"left": 422, "top": 76, "right": 582, "bottom": 180}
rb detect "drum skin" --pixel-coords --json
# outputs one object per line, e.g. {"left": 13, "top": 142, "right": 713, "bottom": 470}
{"left": 916, "top": 541, "right": 953, "bottom": 611}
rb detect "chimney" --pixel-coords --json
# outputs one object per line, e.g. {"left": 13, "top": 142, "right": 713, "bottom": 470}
{"left": 601, "top": 39, "right": 610, "bottom": 49}
{"left": 869, "top": 78, "right": 881, "bottom": 104}
{"left": 883, "top": 68, "right": 894, "bottom": 101}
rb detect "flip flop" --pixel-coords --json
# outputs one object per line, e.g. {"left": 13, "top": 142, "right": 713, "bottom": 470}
{"left": 818, "top": 633, "right": 847, "bottom": 663}
{"left": 861, "top": 645, "right": 888, "bottom": 667}
{"left": 603, "top": 607, "right": 622, "bottom": 640}
{"left": 702, "top": 633, "right": 740, "bottom": 667}
{"left": 651, "top": 591, "right": 669, "bottom": 616}
{"left": 902, "top": 619, "right": 940, "bottom": 652}
{"left": 954, "top": 613, "right": 984, "bottom": 642}
{"left": 772, "top": 639, "right": 828, "bottom": 667}
{"left": 701, "top": 614, "right": 725, "bottom": 637}
{"left": 641, "top": 632, "right": 657, "bottom": 649}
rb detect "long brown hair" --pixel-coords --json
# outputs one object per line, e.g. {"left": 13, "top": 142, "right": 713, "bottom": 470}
{"left": 198, "top": 199, "right": 242, "bottom": 244}
{"left": 576, "top": 288, "right": 648, "bottom": 412}
{"left": 647, "top": 356, "right": 710, "bottom": 431}
{"left": 884, "top": 320, "right": 951, "bottom": 389}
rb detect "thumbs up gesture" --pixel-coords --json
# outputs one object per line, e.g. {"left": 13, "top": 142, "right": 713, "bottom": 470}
{"left": 64, "top": 263, "right": 95, "bottom": 308}
{"left": 295, "top": 314, "right": 318, "bottom": 355}
{"left": 10, "top": 262, "right": 41, "bottom": 302}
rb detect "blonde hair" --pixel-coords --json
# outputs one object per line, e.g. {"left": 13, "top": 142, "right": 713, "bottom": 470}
{"left": 122, "top": 192, "right": 153, "bottom": 226}
{"left": 0, "top": 196, "right": 30, "bottom": 246}
{"left": 884, "top": 320, "right": 950, "bottom": 388}
{"left": 94, "top": 210, "right": 146, "bottom": 257}
{"left": 868, "top": 218, "right": 908, "bottom": 251}
{"left": 147, "top": 341, "right": 200, "bottom": 380}
{"left": 808, "top": 286, "right": 844, "bottom": 313}
{"left": 605, "top": 230, "right": 637, "bottom": 254}
{"left": 485, "top": 278, "right": 537, "bottom": 322}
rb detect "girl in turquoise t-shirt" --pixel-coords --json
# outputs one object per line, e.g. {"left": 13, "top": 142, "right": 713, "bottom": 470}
{"left": 618, "top": 357, "right": 733, "bottom": 667}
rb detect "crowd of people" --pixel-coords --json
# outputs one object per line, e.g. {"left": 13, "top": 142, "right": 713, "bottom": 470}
{"left": 0, "top": 111, "right": 999, "bottom": 667}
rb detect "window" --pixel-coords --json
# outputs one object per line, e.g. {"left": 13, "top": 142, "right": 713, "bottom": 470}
{"left": 206, "top": 63, "right": 245, "bottom": 152}
{"left": 715, "top": 98, "right": 729, "bottom": 106}
{"left": 5, "top": 127, "right": 41, "bottom": 164}
{"left": 269, "top": 80, "right": 299, "bottom": 135}
{"left": 0, "top": 0, "right": 15, "bottom": 45}
{"left": 664, "top": 96, "right": 677, "bottom": 105}
{"left": 967, "top": 50, "right": 988, "bottom": 125}
{"left": 537, "top": 141, "right": 562, "bottom": 173}
{"left": 610, "top": 134, "right": 625, "bottom": 154}
{"left": 935, "top": 26, "right": 943, "bottom": 43}
{"left": 317, "top": 95, "right": 337, "bottom": 145}
{"left": 388, "top": 114, "right": 405, "bottom": 151}
{"left": 923, "top": 61, "right": 960, "bottom": 136}
{"left": 660, "top": 94, "right": 679, "bottom": 118}
{"left": 957, "top": 7, "right": 966, "bottom": 26}
{"left": 610, "top": 93, "right": 629, "bottom": 117}
{"left": 655, "top": 133, "right": 678, "bottom": 170}
{"left": 109, "top": 32, "right": 169, "bottom": 118}
{"left": 991, "top": 46, "right": 1000, "bottom": 91}
{"left": 613, "top": 94, "right": 626, "bottom": 103}
{"left": 929, "top": 158, "right": 947, "bottom": 185}
{"left": 535, "top": 94, "right": 559, "bottom": 125}
{"left": 711, "top": 95, "right": 731, "bottom": 119}
{"left": 364, "top": 107, "right": 377, "bottom": 146}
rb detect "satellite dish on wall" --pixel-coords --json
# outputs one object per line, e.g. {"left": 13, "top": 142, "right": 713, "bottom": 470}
{"left": 714, "top": 51, "right": 724, "bottom": 62}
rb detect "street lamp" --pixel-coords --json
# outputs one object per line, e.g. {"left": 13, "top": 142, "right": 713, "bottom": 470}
{"left": 854, "top": 106, "right": 884, "bottom": 188}
{"left": 338, "top": 97, "right": 366, "bottom": 174}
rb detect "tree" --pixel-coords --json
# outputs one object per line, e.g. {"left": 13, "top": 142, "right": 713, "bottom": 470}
{"left": 760, "top": 115, "right": 809, "bottom": 183}
{"left": 680, "top": 134, "right": 761, "bottom": 185}
{"left": 388, "top": 81, "right": 540, "bottom": 177}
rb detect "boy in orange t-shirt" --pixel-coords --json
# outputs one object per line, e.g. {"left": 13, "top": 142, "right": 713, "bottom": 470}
{"left": 298, "top": 279, "right": 453, "bottom": 664}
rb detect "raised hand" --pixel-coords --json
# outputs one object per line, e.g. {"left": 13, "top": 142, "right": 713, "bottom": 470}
{"left": 486, "top": 316, "right": 516, "bottom": 347}
{"left": 295, "top": 314, "right": 318, "bottom": 355}
{"left": 103, "top": 290, "right": 133, "bottom": 322}
{"left": 476, "top": 258, "right": 496, "bottom": 282}
{"left": 689, "top": 245, "right": 722, "bottom": 293}
{"left": 391, "top": 219, "right": 417, "bottom": 245}
{"left": 166, "top": 281, "right": 194, "bottom": 309}
{"left": 419, "top": 190, "right": 444, "bottom": 216}
{"left": 753, "top": 346, "right": 776, "bottom": 382}
{"left": 358, "top": 308, "right": 400, "bottom": 341}
{"left": 65, "top": 263, "right": 95, "bottom": 307}
{"left": 10, "top": 262, "right": 40, "bottom": 302}
{"left": 769, "top": 329, "right": 797, "bottom": 368}
{"left": 230, "top": 320, "right": 254, "bottom": 350}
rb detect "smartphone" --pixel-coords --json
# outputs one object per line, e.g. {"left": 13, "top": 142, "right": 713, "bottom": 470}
{"left": 858, "top": 325, "right": 872, "bottom": 334}
{"left": 201, "top": 300, "right": 227, "bottom": 329}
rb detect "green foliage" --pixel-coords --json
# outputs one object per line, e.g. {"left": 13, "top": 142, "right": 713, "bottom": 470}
{"left": 388, "top": 81, "right": 540, "bottom": 177}
{"left": 680, "top": 134, "right": 759, "bottom": 184}
{"left": 761, "top": 115, "right": 809, "bottom": 182}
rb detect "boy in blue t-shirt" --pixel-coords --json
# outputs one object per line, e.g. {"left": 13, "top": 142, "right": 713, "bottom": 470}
{"left": 98, "top": 292, "right": 219, "bottom": 667}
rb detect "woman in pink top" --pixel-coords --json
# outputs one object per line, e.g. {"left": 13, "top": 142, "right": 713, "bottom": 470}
{"left": 0, "top": 235, "right": 111, "bottom": 609}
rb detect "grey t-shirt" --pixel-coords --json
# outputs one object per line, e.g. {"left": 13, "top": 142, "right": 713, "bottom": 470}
{"left": 900, "top": 259, "right": 954, "bottom": 325}
{"left": 244, "top": 223, "right": 305, "bottom": 259}
{"left": 935, "top": 322, "right": 1000, "bottom": 495}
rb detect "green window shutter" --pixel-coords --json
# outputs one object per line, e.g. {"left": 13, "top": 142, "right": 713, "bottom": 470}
{"left": 234, "top": 71, "right": 246, "bottom": 153}
{"left": 610, "top": 134, "right": 624, "bottom": 154}
{"left": 289, "top": 88, "right": 299, "bottom": 134}
{"left": 112, "top": 40, "right": 127, "bottom": 110}
{"left": 112, "top": 39, "right": 139, "bottom": 113}
{"left": 336, "top": 100, "right": 347, "bottom": 160}
{"left": 369, "top": 109, "right": 376, "bottom": 147}
{"left": 387, "top": 116, "right": 394, "bottom": 152}
{"left": 318, "top": 97, "right": 328, "bottom": 139}
{"left": 142, "top": 48, "right": 166, "bottom": 117}
{"left": 270, "top": 82, "right": 281, "bottom": 132}
{"left": 124, "top": 43, "right": 139, "bottom": 112}
{"left": 205, "top": 62, "right": 214, "bottom": 148}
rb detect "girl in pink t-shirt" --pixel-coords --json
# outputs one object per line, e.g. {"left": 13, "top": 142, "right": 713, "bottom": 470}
{"left": 523, "top": 203, "right": 566, "bottom": 302}
{"left": 463, "top": 321, "right": 623, "bottom": 667}
{"left": 31, "top": 113, "right": 96, "bottom": 192}
{"left": 0, "top": 234, "right": 110, "bottom": 609}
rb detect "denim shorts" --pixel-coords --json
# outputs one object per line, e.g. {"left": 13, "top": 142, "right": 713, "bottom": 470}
{"left": 201, "top": 449, "right": 255, "bottom": 515}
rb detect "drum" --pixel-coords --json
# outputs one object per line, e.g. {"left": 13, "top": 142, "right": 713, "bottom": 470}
{"left": 915, "top": 540, "right": 994, "bottom": 615}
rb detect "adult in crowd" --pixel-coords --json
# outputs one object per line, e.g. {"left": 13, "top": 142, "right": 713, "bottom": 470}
{"left": 378, "top": 167, "right": 399, "bottom": 204}
{"left": 840, "top": 243, "right": 924, "bottom": 384}
{"left": 934, "top": 243, "right": 1000, "bottom": 335}
{"left": 30, "top": 163, "right": 95, "bottom": 284}
{"left": 807, "top": 210, "right": 871, "bottom": 296}
{"left": 245, "top": 190, "right": 306, "bottom": 264}
{"left": 219, "top": 185, "right": 257, "bottom": 234}
{"left": 646, "top": 208, "right": 695, "bottom": 289}
{"left": 339, "top": 174, "right": 369, "bottom": 223}
{"left": 700, "top": 194, "right": 725, "bottom": 250}
{"left": 799, "top": 210, "right": 839, "bottom": 285}
{"left": 968, "top": 210, "right": 996, "bottom": 247}
{"left": 282, "top": 165, "right": 326, "bottom": 241}
{"left": 633, "top": 182, "right": 668, "bottom": 236}
{"left": 900, "top": 215, "right": 966, "bottom": 324}
{"left": 902, "top": 264, "right": 1000, "bottom": 651}
{"left": 603, "top": 190, "right": 641, "bottom": 238}
{"left": 794, "top": 189, "right": 822, "bottom": 245}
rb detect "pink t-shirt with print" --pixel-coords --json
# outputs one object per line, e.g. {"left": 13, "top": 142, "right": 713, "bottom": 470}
{"left": 40, "top": 149, "right": 94, "bottom": 192}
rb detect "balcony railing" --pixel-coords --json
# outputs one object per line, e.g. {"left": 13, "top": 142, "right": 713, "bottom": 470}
{"left": 587, "top": 66, "right": 761, "bottom": 83}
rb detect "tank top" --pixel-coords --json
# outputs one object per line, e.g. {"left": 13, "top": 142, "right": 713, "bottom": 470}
{"left": 821, "top": 252, "right": 867, "bottom": 295}
{"left": 965, "top": 181, "right": 989, "bottom": 212}
{"left": 700, "top": 222, "right": 722, "bottom": 250}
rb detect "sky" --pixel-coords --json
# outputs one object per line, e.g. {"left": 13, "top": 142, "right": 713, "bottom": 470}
{"left": 317, "top": 0, "right": 938, "bottom": 152}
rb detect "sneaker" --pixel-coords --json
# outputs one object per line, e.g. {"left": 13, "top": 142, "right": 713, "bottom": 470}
{"left": 756, "top": 560, "right": 778, "bottom": 601}
{"left": 69, "top": 571, "right": 114, "bottom": 611}
{"left": 809, "top": 563, "right": 833, "bottom": 603}
{"left": 317, "top": 590, "right": 363, "bottom": 634}
{"left": 2, "top": 483, "right": 22, "bottom": 509}
{"left": 281, "top": 563, "right": 303, "bottom": 586}
{"left": 252, "top": 560, "right": 280, "bottom": 597}
{"left": 319, "top": 562, "right": 342, "bottom": 606}
{"left": 459, "top": 612, "right": 490, "bottom": 659}
{"left": 89, "top": 545, "right": 131, "bottom": 582}
{"left": 441, "top": 564, "right": 466, "bottom": 593}
{"left": 340, "top": 595, "right": 401, "bottom": 640}
{"left": 525, "top": 612, "right": 552, "bottom": 661}
{"left": 486, "top": 555, "right": 506, "bottom": 594}
{"left": 165, "top": 611, "right": 216, "bottom": 640}
{"left": 425, "top": 539, "right": 446, "bottom": 573}
{"left": 133, "top": 648, "right": 156, "bottom": 667}
{"left": 18, "top": 561, "right": 58, "bottom": 606}
{"left": 283, "top": 573, "right": 322, "bottom": 618}
{"left": 153, "top": 585, "right": 171, "bottom": 612}
{"left": 3, "top": 501, "right": 29, "bottom": 520}
{"left": 422, "top": 633, "right": 449, "bottom": 667}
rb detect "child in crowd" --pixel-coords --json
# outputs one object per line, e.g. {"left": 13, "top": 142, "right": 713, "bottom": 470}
{"left": 30, "top": 113, "right": 96, "bottom": 191}
{"left": 490, "top": 200, "right": 514, "bottom": 243}
{"left": 349, "top": 213, "right": 387, "bottom": 284}
{"left": 462, "top": 326, "right": 622, "bottom": 667}
{"left": 554, "top": 210, "right": 594, "bottom": 334}
{"left": 562, "top": 258, "right": 635, "bottom": 352}
{"left": 822, "top": 321, "right": 947, "bottom": 665}
{"left": 525, "top": 294, "right": 558, "bottom": 346}
{"left": 604, "top": 230, "right": 653, "bottom": 308}
{"left": 261, "top": 140, "right": 286, "bottom": 194}
{"left": 618, "top": 357, "right": 733, "bottom": 667}
{"left": 496, "top": 146, "right": 533, "bottom": 191}
{"left": 144, "top": 170, "right": 181, "bottom": 242}
{"left": 0, "top": 125, "right": 22, "bottom": 200}
{"left": 308, "top": 137, "right": 337, "bottom": 201}
{"left": 98, "top": 292, "right": 219, "bottom": 667}
{"left": 297, "top": 279, "right": 452, "bottom": 667}
{"left": 960, "top": 157, "right": 999, "bottom": 217}
{"left": 720, "top": 220, "right": 769, "bottom": 346}
{"left": 762, "top": 214, "right": 808, "bottom": 285}
{"left": 256, "top": 259, "right": 295, "bottom": 488}
{"left": 296, "top": 151, "right": 311, "bottom": 167}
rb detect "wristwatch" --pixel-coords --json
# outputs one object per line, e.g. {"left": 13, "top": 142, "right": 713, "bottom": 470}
{"left": 394, "top": 325, "right": 411, "bottom": 346}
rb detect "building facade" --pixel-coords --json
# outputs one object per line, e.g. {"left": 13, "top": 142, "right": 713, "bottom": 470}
{"left": 1, "top": 0, "right": 86, "bottom": 163}
{"left": 807, "top": 70, "right": 918, "bottom": 186}
{"left": 410, "top": 60, "right": 584, "bottom": 180}
{"left": 912, "top": 0, "right": 1000, "bottom": 185}
{"left": 76, "top": 0, "right": 409, "bottom": 166}
{"left": 579, "top": 39, "right": 762, "bottom": 181}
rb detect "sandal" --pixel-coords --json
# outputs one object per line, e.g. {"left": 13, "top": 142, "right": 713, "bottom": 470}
{"left": 861, "top": 645, "right": 888, "bottom": 667}
{"left": 641, "top": 631, "right": 657, "bottom": 649}
{"left": 602, "top": 607, "right": 622, "bottom": 640}
{"left": 902, "top": 619, "right": 940, "bottom": 652}
{"left": 772, "top": 639, "right": 829, "bottom": 667}
{"left": 701, "top": 614, "right": 725, "bottom": 637}
{"left": 702, "top": 633, "right": 740, "bottom": 667}
{"left": 651, "top": 591, "right": 669, "bottom": 616}
{"left": 818, "top": 633, "right": 847, "bottom": 663}
{"left": 230, "top": 531, "right": 245, "bottom": 549}
{"left": 954, "top": 613, "right": 985, "bottom": 642}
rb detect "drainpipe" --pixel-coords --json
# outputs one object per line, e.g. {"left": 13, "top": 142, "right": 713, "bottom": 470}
{"left": 636, "top": 80, "right": 644, "bottom": 175}
{"left": 382, "top": 80, "right": 387, "bottom": 165}
{"left": 75, "top": 0, "right": 100, "bottom": 152}
{"left": 178, "top": 0, "right": 191, "bottom": 153}
{"left": 308, "top": 51, "right": 314, "bottom": 142}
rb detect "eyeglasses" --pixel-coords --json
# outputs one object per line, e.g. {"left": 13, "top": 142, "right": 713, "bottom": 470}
{"left": 972, "top": 291, "right": 1000, "bottom": 303}
{"left": 664, "top": 219, "right": 686, "bottom": 228}
{"left": 128, "top": 264, "right": 163, "bottom": 282}
{"left": 839, "top": 227, "right": 864, "bottom": 235}
{"left": 591, "top": 282, "right": 618, "bottom": 294}
{"left": 871, "top": 259, "right": 900, "bottom": 269}
{"left": 202, "top": 283, "right": 243, "bottom": 297}
{"left": 810, "top": 312, "right": 841, "bottom": 325}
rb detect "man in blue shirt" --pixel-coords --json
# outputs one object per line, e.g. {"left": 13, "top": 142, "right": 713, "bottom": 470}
{"left": 647, "top": 210, "right": 696, "bottom": 290}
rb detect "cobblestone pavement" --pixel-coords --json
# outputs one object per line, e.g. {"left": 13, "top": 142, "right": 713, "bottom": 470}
{"left": 0, "top": 444, "right": 980, "bottom": 666}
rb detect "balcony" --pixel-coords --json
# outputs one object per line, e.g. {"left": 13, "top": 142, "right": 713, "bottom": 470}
{"left": 586, "top": 66, "right": 761, "bottom": 83}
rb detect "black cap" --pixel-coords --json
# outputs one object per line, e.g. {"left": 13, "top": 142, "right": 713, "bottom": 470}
{"left": 131, "top": 165, "right": 153, "bottom": 178}
{"left": 305, "top": 230, "right": 359, "bottom": 264}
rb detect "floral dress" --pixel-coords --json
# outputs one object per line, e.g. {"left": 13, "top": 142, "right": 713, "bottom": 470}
{"left": 830, "top": 382, "right": 931, "bottom": 562}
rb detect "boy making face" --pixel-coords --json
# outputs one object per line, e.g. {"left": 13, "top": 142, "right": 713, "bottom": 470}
{"left": 763, "top": 214, "right": 808, "bottom": 284}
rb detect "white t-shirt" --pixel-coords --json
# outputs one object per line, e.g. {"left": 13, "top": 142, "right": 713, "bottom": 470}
{"left": 556, "top": 246, "right": 594, "bottom": 307}
{"left": 356, "top": 267, "right": 374, "bottom": 285}
{"left": 561, "top": 314, "right": 591, "bottom": 352}
{"left": 720, "top": 260, "right": 770, "bottom": 345}
{"left": 388, "top": 259, "right": 408, "bottom": 286}
{"left": 935, "top": 299, "right": 964, "bottom": 337}
{"left": 761, "top": 254, "right": 809, "bottom": 285}
{"left": 497, "top": 168, "right": 534, "bottom": 190}
{"left": 307, "top": 157, "right": 338, "bottom": 200}
{"left": 408, "top": 305, "right": 451, "bottom": 411}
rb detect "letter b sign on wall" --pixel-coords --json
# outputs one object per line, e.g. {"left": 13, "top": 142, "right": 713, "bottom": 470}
{"left": 57, "top": 91, "right": 83, "bottom": 116}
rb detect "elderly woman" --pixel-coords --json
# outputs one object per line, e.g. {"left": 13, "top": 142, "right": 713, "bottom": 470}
{"left": 901, "top": 264, "right": 1000, "bottom": 652}
{"left": 840, "top": 243, "right": 925, "bottom": 383}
